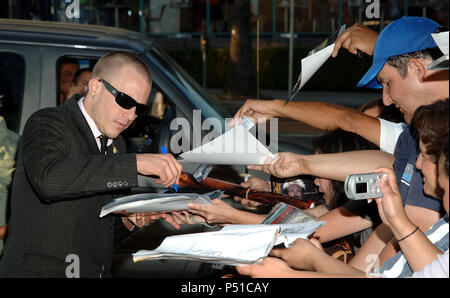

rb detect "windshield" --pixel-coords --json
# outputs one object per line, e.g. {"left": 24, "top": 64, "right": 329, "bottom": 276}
{"left": 146, "top": 45, "right": 231, "bottom": 120}
{"left": 144, "top": 45, "right": 312, "bottom": 155}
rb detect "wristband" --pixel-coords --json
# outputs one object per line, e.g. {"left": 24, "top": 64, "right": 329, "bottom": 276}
{"left": 397, "top": 226, "right": 419, "bottom": 242}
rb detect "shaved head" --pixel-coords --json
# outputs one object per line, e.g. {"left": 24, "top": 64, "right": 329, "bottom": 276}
{"left": 91, "top": 51, "right": 152, "bottom": 84}
{"left": 84, "top": 51, "right": 152, "bottom": 139}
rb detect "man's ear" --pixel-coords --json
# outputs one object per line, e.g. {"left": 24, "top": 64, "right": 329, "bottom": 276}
{"left": 87, "top": 78, "right": 99, "bottom": 98}
{"left": 409, "top": 58, "right": 428, "bottom": 82}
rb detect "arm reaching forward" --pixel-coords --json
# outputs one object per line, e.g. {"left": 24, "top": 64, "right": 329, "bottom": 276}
{"left": 230, "top": 99, "right": 382, "bottom": 148}
{"left": 249, "top": 150, "right": 395, "bottom": 182}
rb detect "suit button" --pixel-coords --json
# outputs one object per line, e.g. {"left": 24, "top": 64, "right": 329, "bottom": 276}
{"left": 118, "top": 181, "right": 123, "bottom": 187}
{"left": 112, "top": 181, "right": 118, "bottom": 187}
{"left": 123, "top": 181, "right": 128, "bottom": 186}
{"left": 107, "top": 182, "right": 112, "bottom": 188}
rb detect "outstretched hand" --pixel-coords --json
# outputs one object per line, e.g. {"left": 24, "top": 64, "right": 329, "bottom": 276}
{"left": 372, "top": 167, "right": 412, "bottom": 233}
{"left": 171, "top": 210, "right": 206, "bottom": 225}
{"left": 187, "top": 198, "right": 237, "bottom": 224}
{"left": 332, "top": 23, "right": 378, "bottom": 57}
{"left": 270, "top": 238, "right": 323, "bottom": 271}
{"left": 248, "top": 152, "right": 304, "bottom": 178}
{"left": 236, "top": 257, "right": 297, "bottom": 278}
{"left": 228, "top": 99, "right": 283, "bottom": 127}
{"left": 233, "top": 177, "right": 270, "bottom": 207}
{"left": 125, "top": 212, "right": 181, "bottom": 230}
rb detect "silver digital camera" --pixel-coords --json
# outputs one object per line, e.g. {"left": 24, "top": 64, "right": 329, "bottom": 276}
{"left": 344, "top": 173, "right": 385, "bottom": 200}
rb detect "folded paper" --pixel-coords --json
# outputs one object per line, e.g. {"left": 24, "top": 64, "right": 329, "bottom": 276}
{"left": 132, "top": 221, "right": 325, "bottom": 266}
{"left": 99, "top": 190, "right": 222, "bottom": 217}
{"left": 288, "top": 25, "right": 346, "bottom": 102}
{"left": 180, "top": 117, "right": 275, "bottom": 165}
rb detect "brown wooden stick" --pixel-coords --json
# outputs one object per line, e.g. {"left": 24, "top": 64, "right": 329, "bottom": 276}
{"left": 179, "top": 172, "right": 310, "bottom": 210}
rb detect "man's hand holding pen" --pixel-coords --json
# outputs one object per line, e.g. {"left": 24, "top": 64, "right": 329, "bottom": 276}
{"left": 135, "top": 153, "right": 182, "bottom": 189}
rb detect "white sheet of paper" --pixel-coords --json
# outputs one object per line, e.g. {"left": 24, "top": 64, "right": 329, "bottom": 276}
{"left": 99, "top": 191, "right": 220, "bottom": 217}
{"left": 179, "top": 123, "right": 275, "bottom": 165}
{"left": 133, "top": 225, "right": 280, "bottom": 264}
{"left": 274, "top": 221, "right": 326, "bottom": 247}
{"left": 132, "top": 221, "right": 325, "bottom": 265}
{"left": 432, "top": 32, "right": 449, "bottom": 55}
{"left": 222, "top": 221, "right": 326, "bottom": 247}
{"left": 299, "top": 43, "right": 335, "bottom": 90}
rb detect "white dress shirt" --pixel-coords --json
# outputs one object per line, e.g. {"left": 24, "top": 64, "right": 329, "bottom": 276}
{"left": 77, "top": 97, "right": 113, "bottom": 153}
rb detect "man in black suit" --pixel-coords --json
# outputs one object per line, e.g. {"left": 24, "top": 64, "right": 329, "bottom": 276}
{"left": 0, "top": 51, "right": 182, "bottom": 277}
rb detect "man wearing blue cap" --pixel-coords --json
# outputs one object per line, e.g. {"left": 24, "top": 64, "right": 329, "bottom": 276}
{"left": 356, "top": 16, "right": 446, "bottom": 122}
{"left": 231, "top": 16, "right": 449, "bottom": 271}
{"left": 335, "top": 16, "right": 447, "bottom": 268}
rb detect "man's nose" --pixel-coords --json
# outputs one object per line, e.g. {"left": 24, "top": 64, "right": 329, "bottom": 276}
{"left": 124, "top": 107, "right": 138, "bottom": 121}
{"left": 382, "top": 88, "right": 393, "bottom": 106}
{"left": 416, "top": 154, "right": 423, "bottom": 170}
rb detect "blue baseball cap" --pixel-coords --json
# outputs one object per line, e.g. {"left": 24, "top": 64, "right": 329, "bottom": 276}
{"left": 357, "top": 17, "right": 441, "bottom": 89}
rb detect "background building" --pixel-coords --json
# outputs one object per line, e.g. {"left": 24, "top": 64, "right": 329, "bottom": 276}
{"left": 2, "top": 1, "right": 448, "bottom": 92}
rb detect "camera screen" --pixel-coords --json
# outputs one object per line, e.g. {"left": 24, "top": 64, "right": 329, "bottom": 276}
{"left": 356, "top": 182, "right": 367, "bottom": 194}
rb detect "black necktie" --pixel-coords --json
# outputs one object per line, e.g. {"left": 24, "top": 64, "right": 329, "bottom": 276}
{"left": 99, "top": 135, "right": 108, "bottom": 154}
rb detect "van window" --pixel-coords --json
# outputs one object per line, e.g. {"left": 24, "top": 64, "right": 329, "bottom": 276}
{"left": 57, "top": 56, "right": 97, "bottom": 105}
{"left": 122, "top": 85, "right": 169, "bottom": 154}
{"left": 0, "top": 52, "right": 25, "bottom": 133}
{"left": 55, "top": 55, "right": 170, "bottom": 154}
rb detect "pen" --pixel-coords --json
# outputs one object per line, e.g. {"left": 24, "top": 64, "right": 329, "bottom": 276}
{"left": 161, "top": 145, "right": 178, "bottom": 192}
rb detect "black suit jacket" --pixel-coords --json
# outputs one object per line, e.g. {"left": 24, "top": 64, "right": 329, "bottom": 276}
{"left": 0, "top": 95, "right": 138, "bottom": 277}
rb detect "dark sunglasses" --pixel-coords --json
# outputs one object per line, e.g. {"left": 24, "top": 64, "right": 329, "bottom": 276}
{"left": 99, "top": 79, "right": 147, "bottom": 115}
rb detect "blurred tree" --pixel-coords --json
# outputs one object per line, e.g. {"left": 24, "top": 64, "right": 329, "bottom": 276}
{"left": 224, "top": 0, "right": 256, "bottom": 98}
